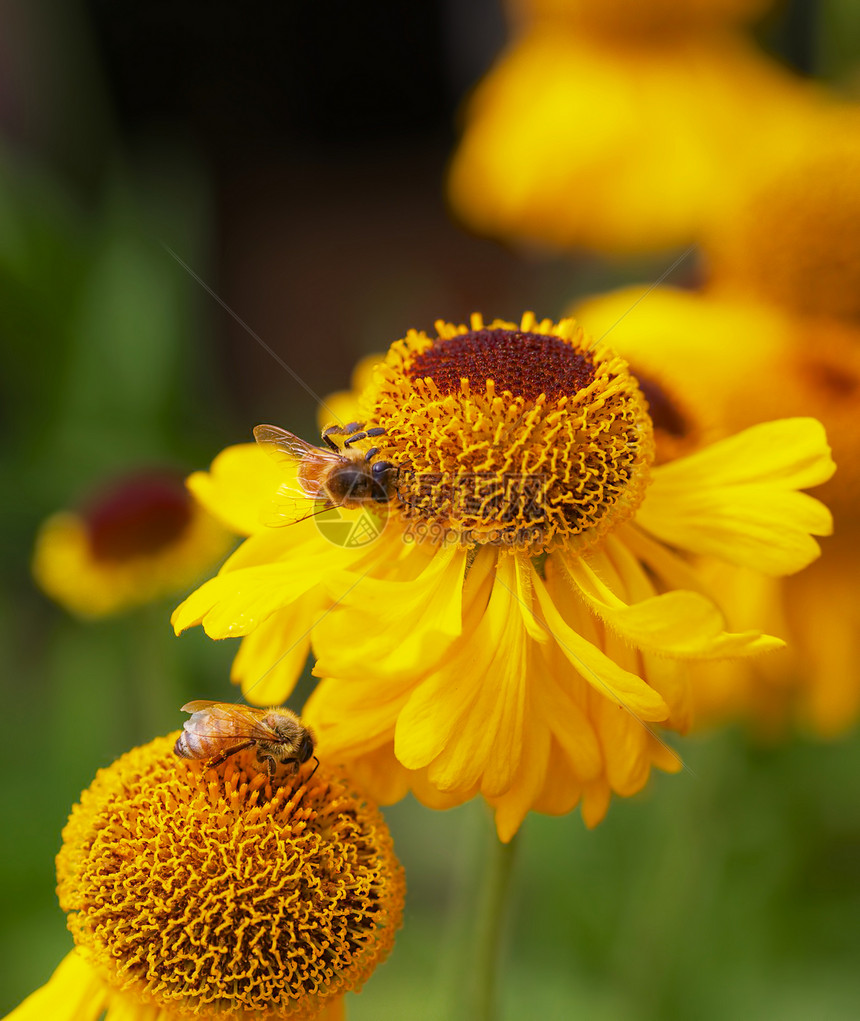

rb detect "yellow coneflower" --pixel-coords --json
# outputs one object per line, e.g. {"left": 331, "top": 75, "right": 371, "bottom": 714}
{"left": 32, "top": 471, "right": 233, "bottom": 618}
{"left": 171, "top": 314, "right": 833, "bottom": 839}
{"left": 4, "top": 735, "right": 404, "bottom": 1021}
{"left": 447, "top": 2, "right": 824, "bottom": 253}
{"left": 575, "top": 278, "right": 860, "bottom": 735}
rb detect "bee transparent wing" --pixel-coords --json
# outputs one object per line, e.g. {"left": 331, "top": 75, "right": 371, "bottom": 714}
{"left": 180, "top": 701, "right": 280, "bottom": 742}
{"left": 254, "top": 423, "right": 321, "bottom": 459}
{"left": 253, "top": 424, "right": 342, "bottom": 526}
{"left": 259, "top": 485, "right": 333, "bottom": 528}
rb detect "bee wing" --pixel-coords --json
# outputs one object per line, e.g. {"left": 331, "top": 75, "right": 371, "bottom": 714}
{"left": 180, "top": 701, "right": 280, "bottom": 742}
{"left": 254, "top": 422, "right": 342, "bottom": 508}
{"left": 254, "top": 424, "right": 322, "bottom": 464}
{"left": 260, "top": 485, "right": 334, "bottom": 527}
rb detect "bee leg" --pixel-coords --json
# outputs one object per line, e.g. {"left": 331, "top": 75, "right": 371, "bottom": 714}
{"left": 203, "top": 740, "right": 255, "bottom": 770}
{"left": 291, "top": 757, "right": 321, "bottom": 811}
{"left": 364, "top": 446, "right": 379, "bottom": 460}
{"left": 252, "top": 752, "right": 277, "bottom": 777}
{"left": 344, "top": 425, "right": 385, "bottom": 448}
{"left": 323, "top": 422, "right": 364, "bottom": 449}
{"left": 325, "top": 421, "right": 361, "bottom": 436}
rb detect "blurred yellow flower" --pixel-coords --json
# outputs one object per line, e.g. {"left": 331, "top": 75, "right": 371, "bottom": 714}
{"left": 575, "top": 283, "right": 860, "bottom": 734}
{"left": 4, "top": 735, "right": 403, "bottom": 1021}
{"left": 32, "top": 471, "right": 233, "bottom": 618}
{"left": 172, "top": 314, "right": 833, "bottom": 838}
{"left": 515, "top": 0, "right": 776, "bottom": 32}
{"left": 705, "top": 107, "right": 860, "bottom": 322}
{"left": 448, "top": 3, "right": 823, "bottom": 253}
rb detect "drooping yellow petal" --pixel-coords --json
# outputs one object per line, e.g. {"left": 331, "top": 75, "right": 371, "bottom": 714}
{"left": 641, "top": 652, "right": 692, "bottom": 732}
{"left": 531, "top": 564, "right": 670, "bottom": 721}
{"left": 231, "top": 600, "right": 321, "bottom": 706}
{"left": 536, "top": 639, "right": 604, "bottom": 783}
{"left": 636, "top": 418, "right": 834, "bottom": 575}
{"left": 488, "top": 700, "right": 552, "bottom": 843}
{"left": 4, "top": 952, "right": 107, "bottom": 1021}
{"left": 396, "top": 553, "right": 529, "bottom": 797}
{"left": 532, "top": 742, "right": 584, "bottom": 818}
{"left": 595, "top": 631, "right": 675, "bottom": 796}
{"left": 561, "top": 549, "right": 782, "bottom": 658}
{"left": 580, "top": 781, "right": 612, "bottom": 829}
{"left": 307, "top": 668, "right": 423, "bottom": 758}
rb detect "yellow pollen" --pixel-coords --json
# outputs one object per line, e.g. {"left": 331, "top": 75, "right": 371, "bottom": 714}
{"left": 360, "top": 314, "right": 655, "bottom": 553}
{"left": 56, "top": 736, "right": 404, "bottom": 1019}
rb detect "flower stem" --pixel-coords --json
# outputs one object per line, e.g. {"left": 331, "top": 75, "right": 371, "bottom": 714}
{"left": 467, "top": 826, "right": 519, "bottom": 1021}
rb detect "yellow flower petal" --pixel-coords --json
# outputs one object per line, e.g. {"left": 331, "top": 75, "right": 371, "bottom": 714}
{"left": 637, "top": 418, "right": 834, "bottom": 575}
{"left": 581, "top": 781, "right": 612, "bottom": 829}
{"left": 4, "top": 951, "right": 107, "bottom": 1021}
{"left": 311, "top": 544, "right": 468, "bottom": 681}
{"left": 231, "top": 601, "right": 320, "bottom": 706}
{"left": 396, "top": 554, "right": 528, "bottom": 797}
{"left": 172, "top": 531, "right": 354, "bottom": 638}
{"left": 103, "top": 995, "right": 161, "bottom": 1020}
{"left": 563, "top": 549, "right": 782, "bottom": 658}
{"left": 309, "top": 676, "right": 413, "bottom": 757}
{"left": 186, "top": 442, "right": 284, "bottom": 535}
{"left": 488, "top": 713, "right": 552, "bottom": 843}
{"left": 536, "top": 641, "right": 604, "bottom": 782}
{"left": 531, "top": 565, "right": 670, "bottom": 721}
{"left": 171, "top": 562, "right": 319, "bottom": 638}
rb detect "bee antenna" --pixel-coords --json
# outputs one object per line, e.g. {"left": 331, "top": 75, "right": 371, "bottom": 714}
{"left": 308, "top": 755, "right": 320, "bottom": 781}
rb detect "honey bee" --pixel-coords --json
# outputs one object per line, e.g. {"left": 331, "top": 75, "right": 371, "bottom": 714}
{"left": 253, "top": 422, "right": 396, "bottom": 525}
{"left": 174, "top": 700, "right": 317, "bottom": 778}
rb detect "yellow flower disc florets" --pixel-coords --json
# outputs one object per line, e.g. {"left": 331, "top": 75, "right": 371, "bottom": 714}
{"left": 56, "top": 736, "right": 405, "bottom": 1020}
{"left": 362, "top": 313, "right": 654, "bottom": 554}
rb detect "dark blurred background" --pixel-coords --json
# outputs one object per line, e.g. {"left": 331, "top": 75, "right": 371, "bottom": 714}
{"left": 1, "top": 2, "right": 859, "bottom": 1018}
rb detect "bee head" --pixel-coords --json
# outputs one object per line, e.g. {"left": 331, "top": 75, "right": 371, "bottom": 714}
{"left": 297, "top": 730, "right": 315, "bottom": 764}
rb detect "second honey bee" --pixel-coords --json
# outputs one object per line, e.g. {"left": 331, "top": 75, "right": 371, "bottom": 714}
{"left": 174, "top": 700, "right": 317, "bottom": 778}
{"left": 254, "top": 422, "right": 396, "bottom": 525}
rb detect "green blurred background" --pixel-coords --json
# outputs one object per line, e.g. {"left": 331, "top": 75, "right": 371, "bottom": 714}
{"left": 1, "top": 2, "right": 859, "bottom": 1018}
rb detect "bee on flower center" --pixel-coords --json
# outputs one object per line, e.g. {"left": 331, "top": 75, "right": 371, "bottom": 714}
{"left": 174, "top": 700, "right": 317, "bottom": 778}
{"left": 254, "top": 422, "right": 397, "bottom": 525}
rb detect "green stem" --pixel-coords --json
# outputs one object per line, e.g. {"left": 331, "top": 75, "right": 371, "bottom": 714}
{"left": 467, "top": 827, "right": 519, "bottom": 1021}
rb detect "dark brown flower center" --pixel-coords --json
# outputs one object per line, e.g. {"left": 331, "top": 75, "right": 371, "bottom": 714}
{"left": 86, "top": 474, "right": 192, "bottom": 561}
{"left": 406, "top": 328, "right": 596, "bottom": 401}
{"left": 634, "top": 373, "right": 689, "bottom": 438}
